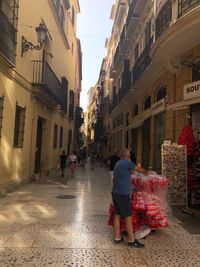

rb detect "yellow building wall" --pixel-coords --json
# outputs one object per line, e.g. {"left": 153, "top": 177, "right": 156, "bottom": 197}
{"left": 0, "top": 0, "right": 80, "bottom": 188}
{"left": 0, "top": 71, "right": 33, "bottom": 187}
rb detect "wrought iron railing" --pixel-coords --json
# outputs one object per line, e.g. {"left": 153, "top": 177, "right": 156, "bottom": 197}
{"left": 155, "top": 1, "right": 172, "bottom": 39}
{"left": 178, "top": 0, "right": 200, "bottom": 17}
{"left": 126, "top": 0, "right": 137, "bottom": 28}
{"left": 0, "top": 0, "right": 19, "bottom": 65}
{"left": 109, "top": 94, "right": 119, "bottom": 113}
{"left": 32, "top": 61, "right": 67, "bottom": 112}
{"left": 119, "top": 71, "right": 131, "bottom": 100}
{"left": 131, "top": 37, "right": 153, "bottom": 86}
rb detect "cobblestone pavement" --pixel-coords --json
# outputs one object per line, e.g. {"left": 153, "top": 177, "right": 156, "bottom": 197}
{"left": 0, "top": 167, "right": 200, "bottom": 267}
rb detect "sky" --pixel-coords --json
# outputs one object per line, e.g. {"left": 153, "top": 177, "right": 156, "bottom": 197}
{"left": 77, "top": 0, "right": 113, "bottom": 110}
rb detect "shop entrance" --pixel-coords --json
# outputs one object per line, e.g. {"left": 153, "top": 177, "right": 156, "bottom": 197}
{"left": 142, "top": 118, "right": 151, "bottom": 169}
{"left": 190, "top": 104, "right": 200, "bottom": 208}
{"left": 131, "top": 128, "right": 138, "bottom": 157}
{"left": 35, "top": 117, "right": 44, "bottom": 174}
{"left": 154, "top": 112, "right": 166, "bottom": 173}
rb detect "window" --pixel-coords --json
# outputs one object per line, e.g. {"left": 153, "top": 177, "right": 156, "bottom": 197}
{"left": 61, "top": 77, "right": 68, "bottom": 113}
{"left": 156, "top": 86, "right": 167, "bottom": 102}
{"left": 14, "top": 105, "right": 25, "bottom": 148}
{"left": 145, "top": 21, "right": 151, "bottom": 45}
{"left": 53, "top": 124, "right": 58, "bottom": 149}
{"left": 72, "top": 6, "right": 75, "bottom": 26}
{"left": 144, "top": 96, "right": 151, "bottom": 110}
{"left": 59, "top": 126, "right": 63, "bottom": 148}
{"left": 156, "top": 1, "right": 172, "bottom": 38}
{"left": 0, "top": 0, "right": 19, "bottom": 65}
{"left": 0, "top": 97, "right": 4, "bottom": 138}
{"left": 69, "top": 90, "right": 74, "bottom": 119}
{"left": 192, "top": 61, "right": 200, "bottom": 82}
{"left": 133, "top": 105, "right": 139, "bottom": 116}
{"left": 135, "top": 44, "right": 139, "bottom": 63}
{"left": 59, "top": 5, "right": 65, "bottom": 26}
{"left": 54, "top": 0, "right": 59, "bottom": 8}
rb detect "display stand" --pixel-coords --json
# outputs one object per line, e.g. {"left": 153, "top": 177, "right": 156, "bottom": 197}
{"left": 162, "top": 144, "right": 187, "bottom": 206}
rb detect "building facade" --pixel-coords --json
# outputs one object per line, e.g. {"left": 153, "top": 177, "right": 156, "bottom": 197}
{"left": 0, "top": 0, "right": 81, "bottom": 189}
{"left": 102, "top": 0, "right": 200, "bottom": 172}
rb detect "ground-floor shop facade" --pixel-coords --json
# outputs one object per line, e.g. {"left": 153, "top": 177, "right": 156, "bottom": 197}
{"left": 109, "top": 44, "right": 200, "bottom": 175}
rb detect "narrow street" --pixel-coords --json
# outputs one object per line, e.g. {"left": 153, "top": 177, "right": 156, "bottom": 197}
{"left": 0, "top": 167, "right": 200, "bottom": 267}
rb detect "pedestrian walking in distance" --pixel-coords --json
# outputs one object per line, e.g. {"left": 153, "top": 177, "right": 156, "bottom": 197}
{"left": 112, "top": 148, "right": 147, "bottom": 248}
{"left": 68, "top": 151, "right": 78, "bottom": 177}
{"left": 59, "top": 150, "right": 68, "bottom": 177}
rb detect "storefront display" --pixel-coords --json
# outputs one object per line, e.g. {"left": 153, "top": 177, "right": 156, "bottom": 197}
{"left": 162, "top": 144, "right": 187, "bottom": 205}
{"left": 190, "top": 106, "right": 200, "bottom": 207}
{"left": 108, "top": 172, "right": 169, "bottom": 239}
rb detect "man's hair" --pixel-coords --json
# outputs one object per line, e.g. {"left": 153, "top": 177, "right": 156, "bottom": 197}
{"left": 120, "top": 148, "right": 130, "bottom": 159}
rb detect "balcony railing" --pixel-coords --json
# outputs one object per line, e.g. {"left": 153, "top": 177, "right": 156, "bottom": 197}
{"left": 32, "top": 61, "right": 67, "bottom": 112}
{"left": 155, "top": 0, "right": 172, "bottom": 39}
{"left": 0, "top": 0, "right": 19, "bottom": 66}
{"left": 132, "top": 37, "right": 153, "bottom": 86}
{"left": 109, "top": 94, "right": 119, "bottom": 113}
{"left": 178, "top": 0, "right": 200, "bottom": 18}
{"left": 119, "top": 71, "right": 131, "bottom": 100}
{"left": 126, "top": 0, "right": 138, "bottom": 28}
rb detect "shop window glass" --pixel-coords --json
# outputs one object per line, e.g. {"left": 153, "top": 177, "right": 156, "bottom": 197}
{"left": 14, "top": 105, "right": 25, "bottom": 148}
{"left": 144, "top": 96, "right": 151, "bottom": 110}
{"left": 156, "top": 86, "right": 167, "bottom": 102}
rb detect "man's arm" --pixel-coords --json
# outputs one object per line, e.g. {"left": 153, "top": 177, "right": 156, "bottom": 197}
{"left": 135, "top": 165, "right": 148, "bottom": 175}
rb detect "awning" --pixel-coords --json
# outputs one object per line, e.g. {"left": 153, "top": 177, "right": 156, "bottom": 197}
{"left": 167, "top": 97, "right": 200, "bottom": 111}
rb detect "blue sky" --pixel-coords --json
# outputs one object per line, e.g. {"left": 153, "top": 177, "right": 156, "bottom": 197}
{"left": 77, "top": 0, "right": 113, "bottom": 110}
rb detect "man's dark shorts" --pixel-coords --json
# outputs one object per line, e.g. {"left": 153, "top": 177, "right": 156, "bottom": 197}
{"left": 112, "top": 193, "right": 133, "bottom": 217}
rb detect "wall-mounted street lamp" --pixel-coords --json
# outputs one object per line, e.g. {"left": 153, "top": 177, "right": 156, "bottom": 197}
{"left": 21, "top": 23, "right": 47, "bottom": 56}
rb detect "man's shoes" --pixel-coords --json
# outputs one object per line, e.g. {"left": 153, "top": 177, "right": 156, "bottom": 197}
{"left": 128, "top": 240, "right": 145, "bottom": 248}
{"left": 114, "top": 238, "right": 123, "bottom": 244}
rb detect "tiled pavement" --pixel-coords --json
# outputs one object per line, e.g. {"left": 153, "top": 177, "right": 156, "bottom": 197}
{"left": 0, "top": 167, "right": 200, "bottom": 267}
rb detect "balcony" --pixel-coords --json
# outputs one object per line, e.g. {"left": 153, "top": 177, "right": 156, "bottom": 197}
{"left": 114, "top": 1, "right": 126, "bottom": 27}
{"left": 32, "top": 61, "right": 67, "bottom": 112}
{"left": 120, "top": 24, "right": 129, "bottom": 52}
{"left": 155, "top": 0, "right": 172, "bottom": 39}
{"left": 131, "top": 37, "right": 153, "bottom": 87}
{"left": 178, "top": 0, "right": 200, "bottom": 18}
{"left": 0, "top": 1, "right": 19, "bottom": 66}
{"left": 119, "top": 70, "right": 131, "bottom": 100}
{"left": 109, "top": 94, "right": 119, "bottom": 114}
{"left": 126, "top": 0, "right": 139, "bottom": 34}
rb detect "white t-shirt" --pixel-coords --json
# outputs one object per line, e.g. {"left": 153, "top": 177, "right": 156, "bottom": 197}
{"left": 69, "top": 155, "right": 77, "bottom": 162}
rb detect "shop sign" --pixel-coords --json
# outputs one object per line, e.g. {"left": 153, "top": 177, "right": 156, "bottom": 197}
{"left": 184, "top": 80, "right": 200, "bottom": 100}
{"left": 152, "top": 99, "right": 165, "bottom": 115}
